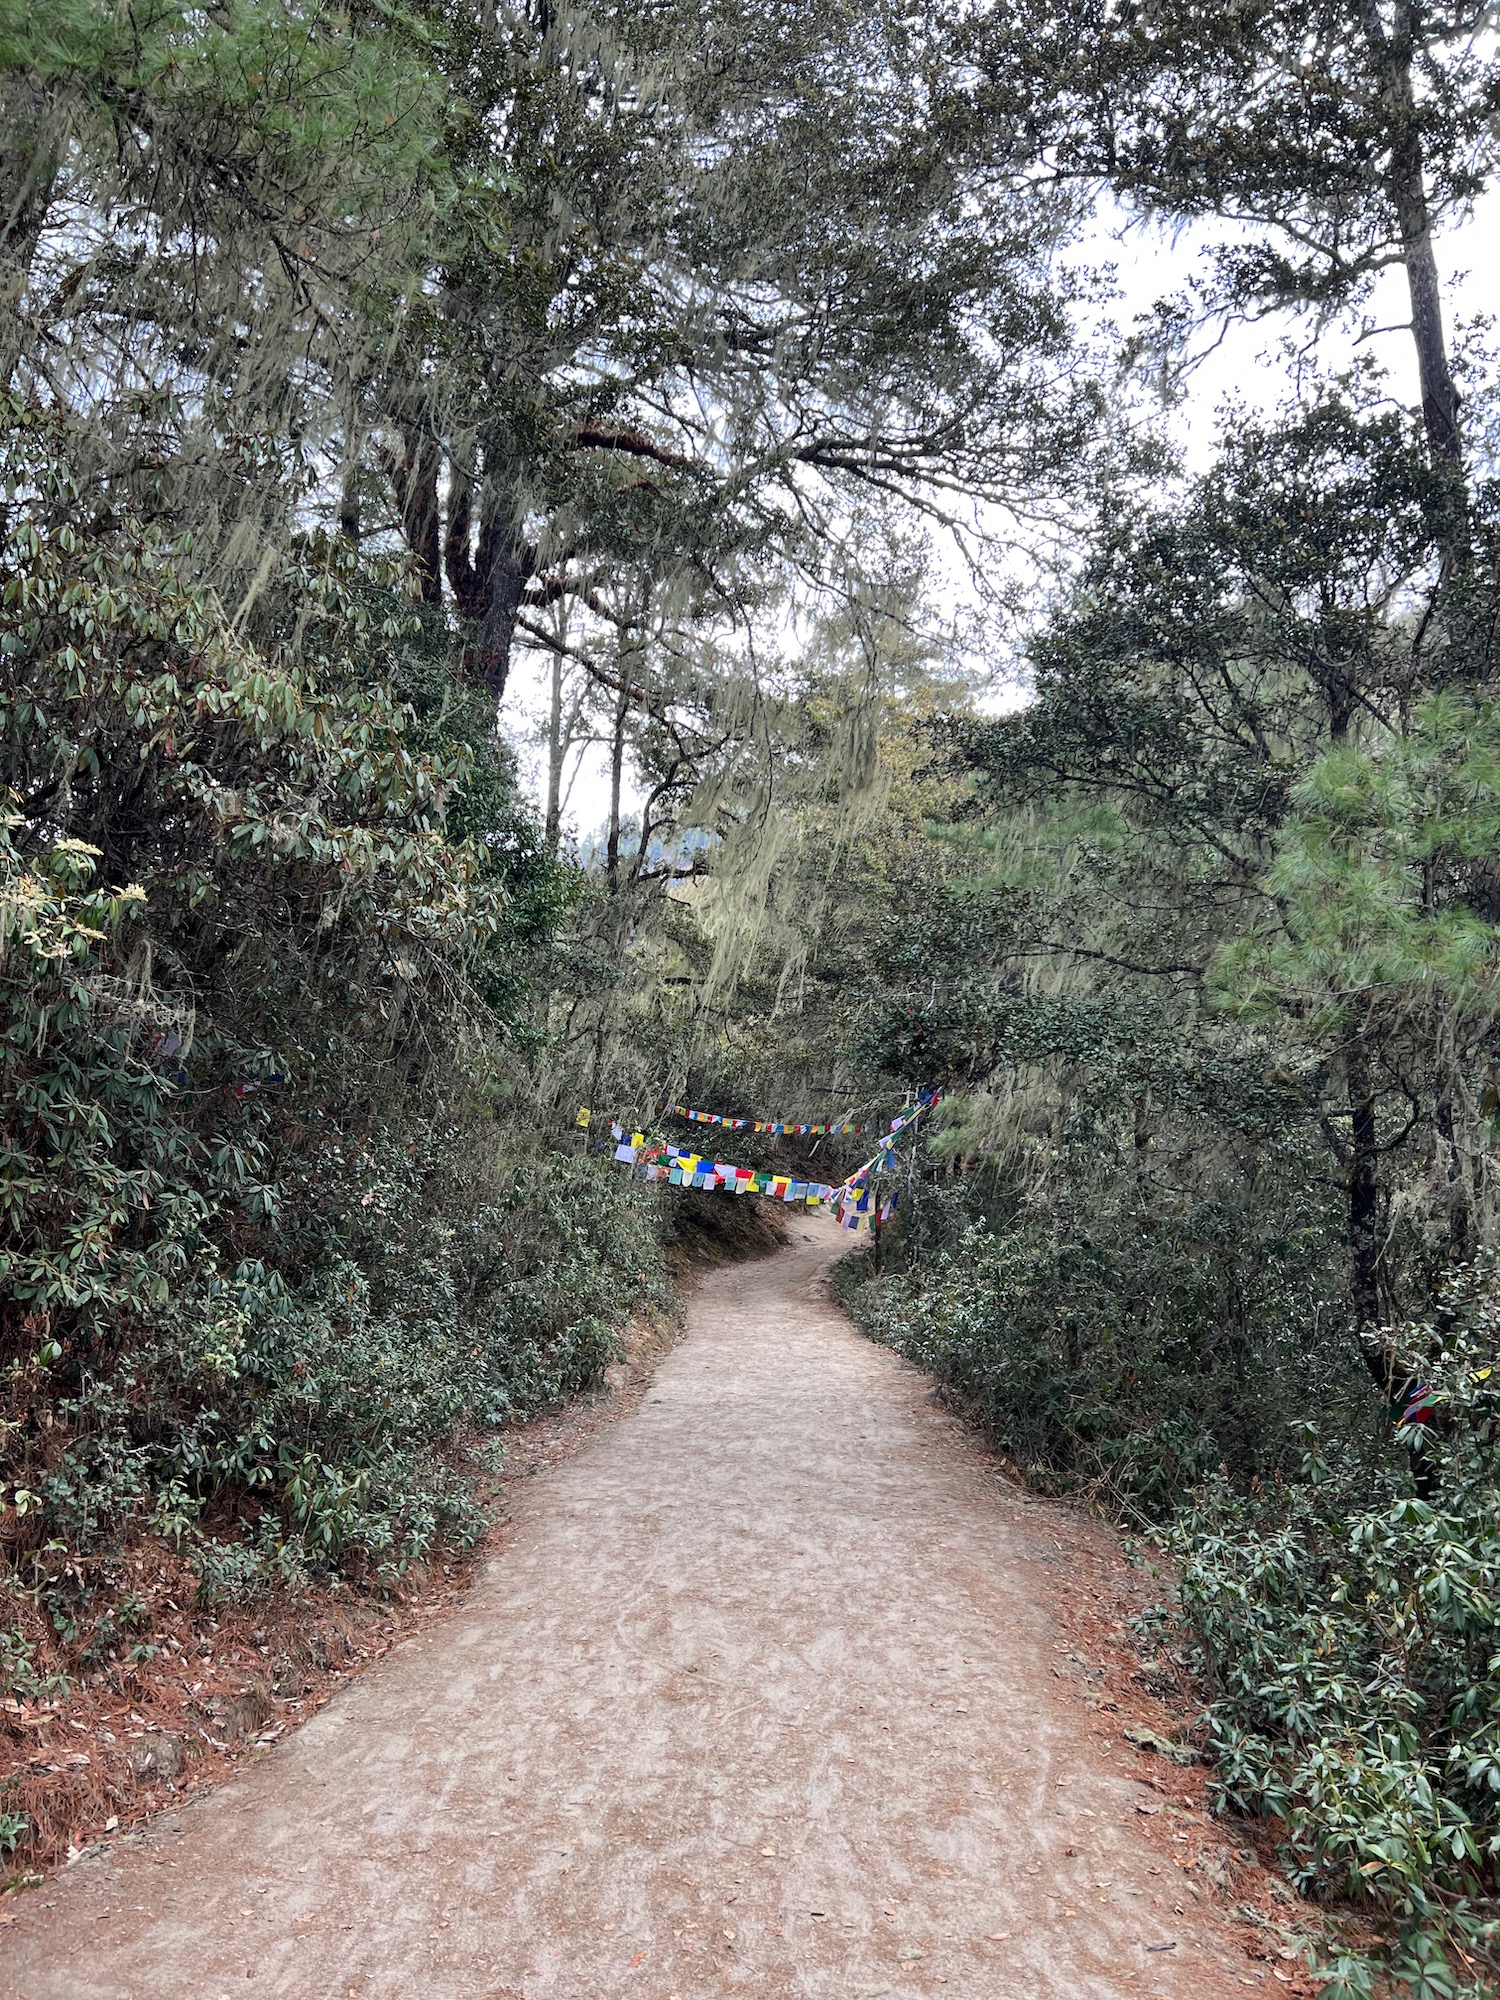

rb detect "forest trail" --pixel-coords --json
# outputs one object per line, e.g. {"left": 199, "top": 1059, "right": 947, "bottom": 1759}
{"left": 3, "top": 1222, "right": 1259, "bottom": 2000}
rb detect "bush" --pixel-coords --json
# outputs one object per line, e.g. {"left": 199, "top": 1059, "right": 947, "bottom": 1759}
{"left": 846, "top": 1190, "right": 1363, "bottom": 1520}
{"left": 1176, "top": 1255, "right": 1500, "bottom": 1996}
{"left": 0, "top": 403, "right": 667, "bottom": 1676}
{"left": 853, "top": 1202, "right": 1500, "bottom": 1995}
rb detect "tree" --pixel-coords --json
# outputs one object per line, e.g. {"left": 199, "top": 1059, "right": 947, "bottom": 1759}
{"left": 947, "top": 393, "right": 1500, "bottom": 1366}
{"left": 358, "top": 0, "right": 1100, "bottom": 702}
{"left": 945, "top": 0, "right": 1500, "bottom": 487}
{"left": 0, "top": 0, "right": 448, "bottom": 682}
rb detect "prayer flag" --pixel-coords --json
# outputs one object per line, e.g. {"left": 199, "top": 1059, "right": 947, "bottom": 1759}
{"left": 576, "top": 1107, "right": 591, "bottom": 1128}
{"left": 1400, "top": 1382, "right": 1438, "bottom": 1425}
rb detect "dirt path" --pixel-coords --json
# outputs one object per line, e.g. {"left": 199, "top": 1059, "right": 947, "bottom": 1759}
{"left": 3, "top": 1221, "right": 1262, "bottom": 2000}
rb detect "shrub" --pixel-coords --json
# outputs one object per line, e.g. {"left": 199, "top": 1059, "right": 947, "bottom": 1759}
{"left": 846, "top": 1195, "right": 1361, "bottom": 1520}
{"left": 1176, "top": 1256, "right": 1500, "bottom": 1995}
{"left": 0, "top": 402, "right": 667, "bottom": 1676}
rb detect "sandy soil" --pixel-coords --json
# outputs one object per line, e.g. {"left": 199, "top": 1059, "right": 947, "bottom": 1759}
{"left": 2, "top": 1218, "right": 1277, "bottom": 2000}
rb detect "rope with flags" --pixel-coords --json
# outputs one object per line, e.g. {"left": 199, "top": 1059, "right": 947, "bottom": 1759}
{"left": 665, "top": 1102, "right": 871, "bottom": 1135}
{"left": 1397, "top": 1381, "right": 1438, "bottom": 1427}
{"left": 591, "top": 1088, "right": 941, "bottom": 1231}
{"left": 825, "top": 1089, "right": 941, "bottom": 1229}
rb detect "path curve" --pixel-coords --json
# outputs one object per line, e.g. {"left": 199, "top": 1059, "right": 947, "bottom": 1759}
{"left": 4, "top": 1220, "right": 1254, "bottom": 1999}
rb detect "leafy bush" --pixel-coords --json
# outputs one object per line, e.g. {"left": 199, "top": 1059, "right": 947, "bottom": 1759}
{"left": 854, "top": 1199, "right": 1500, "bottom": 1993}
{"left": 0, "top": 401, "right": 666, "bottom": 1676}
{"left": 1176, "top": 1255, "right": 1500, "bottom": 1996}
{"left": 846, "top": 1180, "right": 1362, "bottom": 1520}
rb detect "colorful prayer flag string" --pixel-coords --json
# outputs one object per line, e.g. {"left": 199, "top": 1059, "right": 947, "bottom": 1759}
{"left": 578, "top": 1092, "right": 929, "bottom": 1144}
{"left": 618, "top": 1142, "right": 839, "bottom": 1205}
{"left": 1398, "top": 1381, "right": 1438, "bottom": 1426}
{"left": 666, "top": 1101, "right": 871, "bottom": 1136}
{"left": 603, "top": 1090, "right": 937, "bottom": 1227}
{"left": 828, "top": 1090, "right": 942, "bottom": 1219}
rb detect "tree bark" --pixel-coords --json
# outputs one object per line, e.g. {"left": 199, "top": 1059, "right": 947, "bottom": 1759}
{"left": 0, "top": 79, "right": 58, "bottom": 389}
{"left": 1362, "top": 0, "right": 1463, "bottom": 475}
{"left": 1345, "top": 1034, "right": 1390, "bottom": 1396}
{"left": 605, "top": 672, "right": 629, "bottom": 895}
{"left": 475, "top": 511, "right": 527, "bottom": 700}
{"left": 444, "top": 462, "right": 483, "bottom": 616}
{"left": 447, "top": 465, "right": 530, "bottom": 700}
{"left": 337, "top": 462, "right": 360, "bottom": 546}
{"left": 391, "top": 434, "right": 442, "bottom": 607}
{"left": 545, "top": 650, "right": 565, "bottom": 855}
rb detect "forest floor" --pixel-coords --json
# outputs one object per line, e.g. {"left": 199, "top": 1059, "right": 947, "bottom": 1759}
{"left": 1, "top": 1216, "right": 1325, "bottom": 2000}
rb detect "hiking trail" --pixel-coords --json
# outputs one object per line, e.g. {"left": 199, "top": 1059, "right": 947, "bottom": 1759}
{"left": 3, "top": 1221, "right": 1267, "bottom": 2000}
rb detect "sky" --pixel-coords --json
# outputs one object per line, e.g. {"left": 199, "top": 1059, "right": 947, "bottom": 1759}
{"left": 503, "top": 192, "right": 1500, "bottom": 840}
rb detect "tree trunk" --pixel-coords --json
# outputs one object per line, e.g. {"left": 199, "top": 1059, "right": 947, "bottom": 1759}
{"left": 446, "top": 462, "right": 531, "bottom": 702}
{"left": 1345, "top": 1034, "right": 1389, "bottom": 1396}
{"left": 392, "top": 434, "right": 442, "bottom": 606}
{"left": 0, "top": 79, "right": 58, "bottom": 389}
{"left": 1433, "top": 1087, "right": 1472, "bottom": 1264}
{"left": 545, "top": 651, "right": 565, "bottom": 855}
{"left": 1362, "top": 0, "right": 1463, "bottom": 475}
{"left": 444, "top": 462, "right": 483, "bottom": 616}
{"left": 473, "top": 492, "right": 527, "bottom": 701}
{"left": 337, "top": 461, "right": 360, "bottom": 546}
{"left": 1398, "top": 203, "right": 1461, "bottom": 475}
{"left": 605, "top": 674, "right": 628, "bottom": 895}
{"left": 477, "top": 536, "right": 526, "bottom": 700}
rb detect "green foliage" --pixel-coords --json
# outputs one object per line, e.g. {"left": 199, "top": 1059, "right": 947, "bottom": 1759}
{"left": 1176, "top": 1257, "right": 1500, "bottom": 1994}
{"left": 846, "top": 1165, "right": 1363, "bottom": 1522}
{"left": 3, "top": 6, "right": 1499, "bottom": 1990}
{"left": 1215, "top": 690, "right": 1500, "bottom": 1034}
{"left": 836, "top": 380, "right": 1500, "bottom": 1985}
{"left": 0, "top": 401, "right": 664, "bottom": 1658}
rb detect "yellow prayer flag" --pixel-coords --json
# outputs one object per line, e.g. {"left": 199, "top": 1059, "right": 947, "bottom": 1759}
{"left": 576, "top": 1107, "right": 591, "bottom": 1128}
